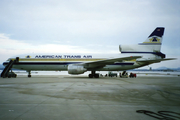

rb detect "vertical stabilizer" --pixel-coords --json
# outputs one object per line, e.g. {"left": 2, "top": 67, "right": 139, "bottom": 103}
{"left": 141, "top": 27, "right": 165, "bottom": 45}
{"left": 119, "top": 27, "right": 166, "bottom": 59}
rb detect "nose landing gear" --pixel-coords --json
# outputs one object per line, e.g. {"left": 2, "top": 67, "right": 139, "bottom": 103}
{"left": 27, "top": 71, "right": 31, "bottom": 78}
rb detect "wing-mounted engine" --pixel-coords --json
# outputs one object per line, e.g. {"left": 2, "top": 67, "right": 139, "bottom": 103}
{"left": 68, "top": 64, "right": 87, "bottom": 75}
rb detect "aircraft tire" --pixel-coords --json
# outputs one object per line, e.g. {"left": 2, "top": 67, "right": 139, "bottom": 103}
{"left": 28, "top": 75, "right": 31, "bottom": 78}
{"left": 94, "top": 74, "right": 99, "bottom": 78}
{"left": 89, "top": 74, "right": 93, "bottom": 78}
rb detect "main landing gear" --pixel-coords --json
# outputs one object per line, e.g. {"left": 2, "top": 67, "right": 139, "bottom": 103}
{"left": 88, "top": 71, "right": 99, "bottom": 78}
{"left": 27, "top": 71, "right": 31, "bottom": 78}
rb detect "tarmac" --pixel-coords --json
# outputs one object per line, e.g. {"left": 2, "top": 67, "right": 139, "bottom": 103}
{"left": 0, "top": 75, "right": 180, "bottom": 120}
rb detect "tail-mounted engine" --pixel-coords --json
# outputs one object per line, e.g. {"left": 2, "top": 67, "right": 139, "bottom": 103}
{"left": 119, "top": 45, "right": 166, "bottom": 59}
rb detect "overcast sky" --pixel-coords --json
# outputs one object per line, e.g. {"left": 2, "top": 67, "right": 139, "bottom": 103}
{"left": 0, "top": 0, "right": 180, "bottom": 69}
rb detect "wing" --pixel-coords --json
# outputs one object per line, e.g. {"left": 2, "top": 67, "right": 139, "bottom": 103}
{"left": 82, "top": 56, "right": 142, "bottom": 69}
{"left": 137, "top": 58, "right": 176, "bottom": 65}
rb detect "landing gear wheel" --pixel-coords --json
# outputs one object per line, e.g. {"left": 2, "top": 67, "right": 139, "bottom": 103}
{"left": 89, "top": 74, "right": 93, "bottom": 78}
{"left": 88, "top": 71, "right": 100, "bottom": 78}
{"left": 27, "top": 71, "right": 31, "bottom": 78}
{"left": 94, "top": 74, "right": 99, "bottom": 78}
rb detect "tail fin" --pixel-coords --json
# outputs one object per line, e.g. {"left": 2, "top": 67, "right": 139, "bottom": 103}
{"left": 140, "top": 27, "right": 165, "bottom": 45}
{"left": 119, "top": 27, "right": 166, "bottom": 58}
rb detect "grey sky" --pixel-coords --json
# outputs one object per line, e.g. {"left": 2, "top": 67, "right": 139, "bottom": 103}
{"left": 0, "top": 0, "right": 180, "bottom": 68}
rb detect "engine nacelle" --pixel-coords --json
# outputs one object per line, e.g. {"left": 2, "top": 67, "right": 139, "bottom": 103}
{"left": 68, "top": 64, "right": 87, "bottom": 75}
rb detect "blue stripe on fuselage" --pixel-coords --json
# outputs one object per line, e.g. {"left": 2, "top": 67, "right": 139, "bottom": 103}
{"left": 3, "top": 62, "right": 134, "bottom": 66}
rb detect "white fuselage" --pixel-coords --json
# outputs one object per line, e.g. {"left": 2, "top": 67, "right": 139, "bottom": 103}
{"left": 3, "top": 53, "right": 151, "bottom": 73}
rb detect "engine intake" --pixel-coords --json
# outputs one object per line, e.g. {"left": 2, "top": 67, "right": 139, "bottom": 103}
{"left": 68, "top": 64, "right": 87, "bottom": 75}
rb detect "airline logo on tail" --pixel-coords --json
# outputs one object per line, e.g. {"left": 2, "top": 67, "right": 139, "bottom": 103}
{"left": 148, "top": 37, "right": 161, "bottom": 43}
{"left": 142, "top": 27, "right": 164, "bottom": 44}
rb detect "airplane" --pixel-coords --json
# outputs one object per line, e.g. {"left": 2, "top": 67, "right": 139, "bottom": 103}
{"left": 1, "top": 27, "right": 176, "bottom": 78}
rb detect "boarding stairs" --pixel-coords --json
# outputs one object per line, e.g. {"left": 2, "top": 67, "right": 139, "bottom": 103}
{"left": 1, "top": 57, "right": 19, "bottom": 78}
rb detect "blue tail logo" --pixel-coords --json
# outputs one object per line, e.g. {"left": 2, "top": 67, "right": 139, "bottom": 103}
{"left": 149, "top": 37, "right": 160, "bottom": 42}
